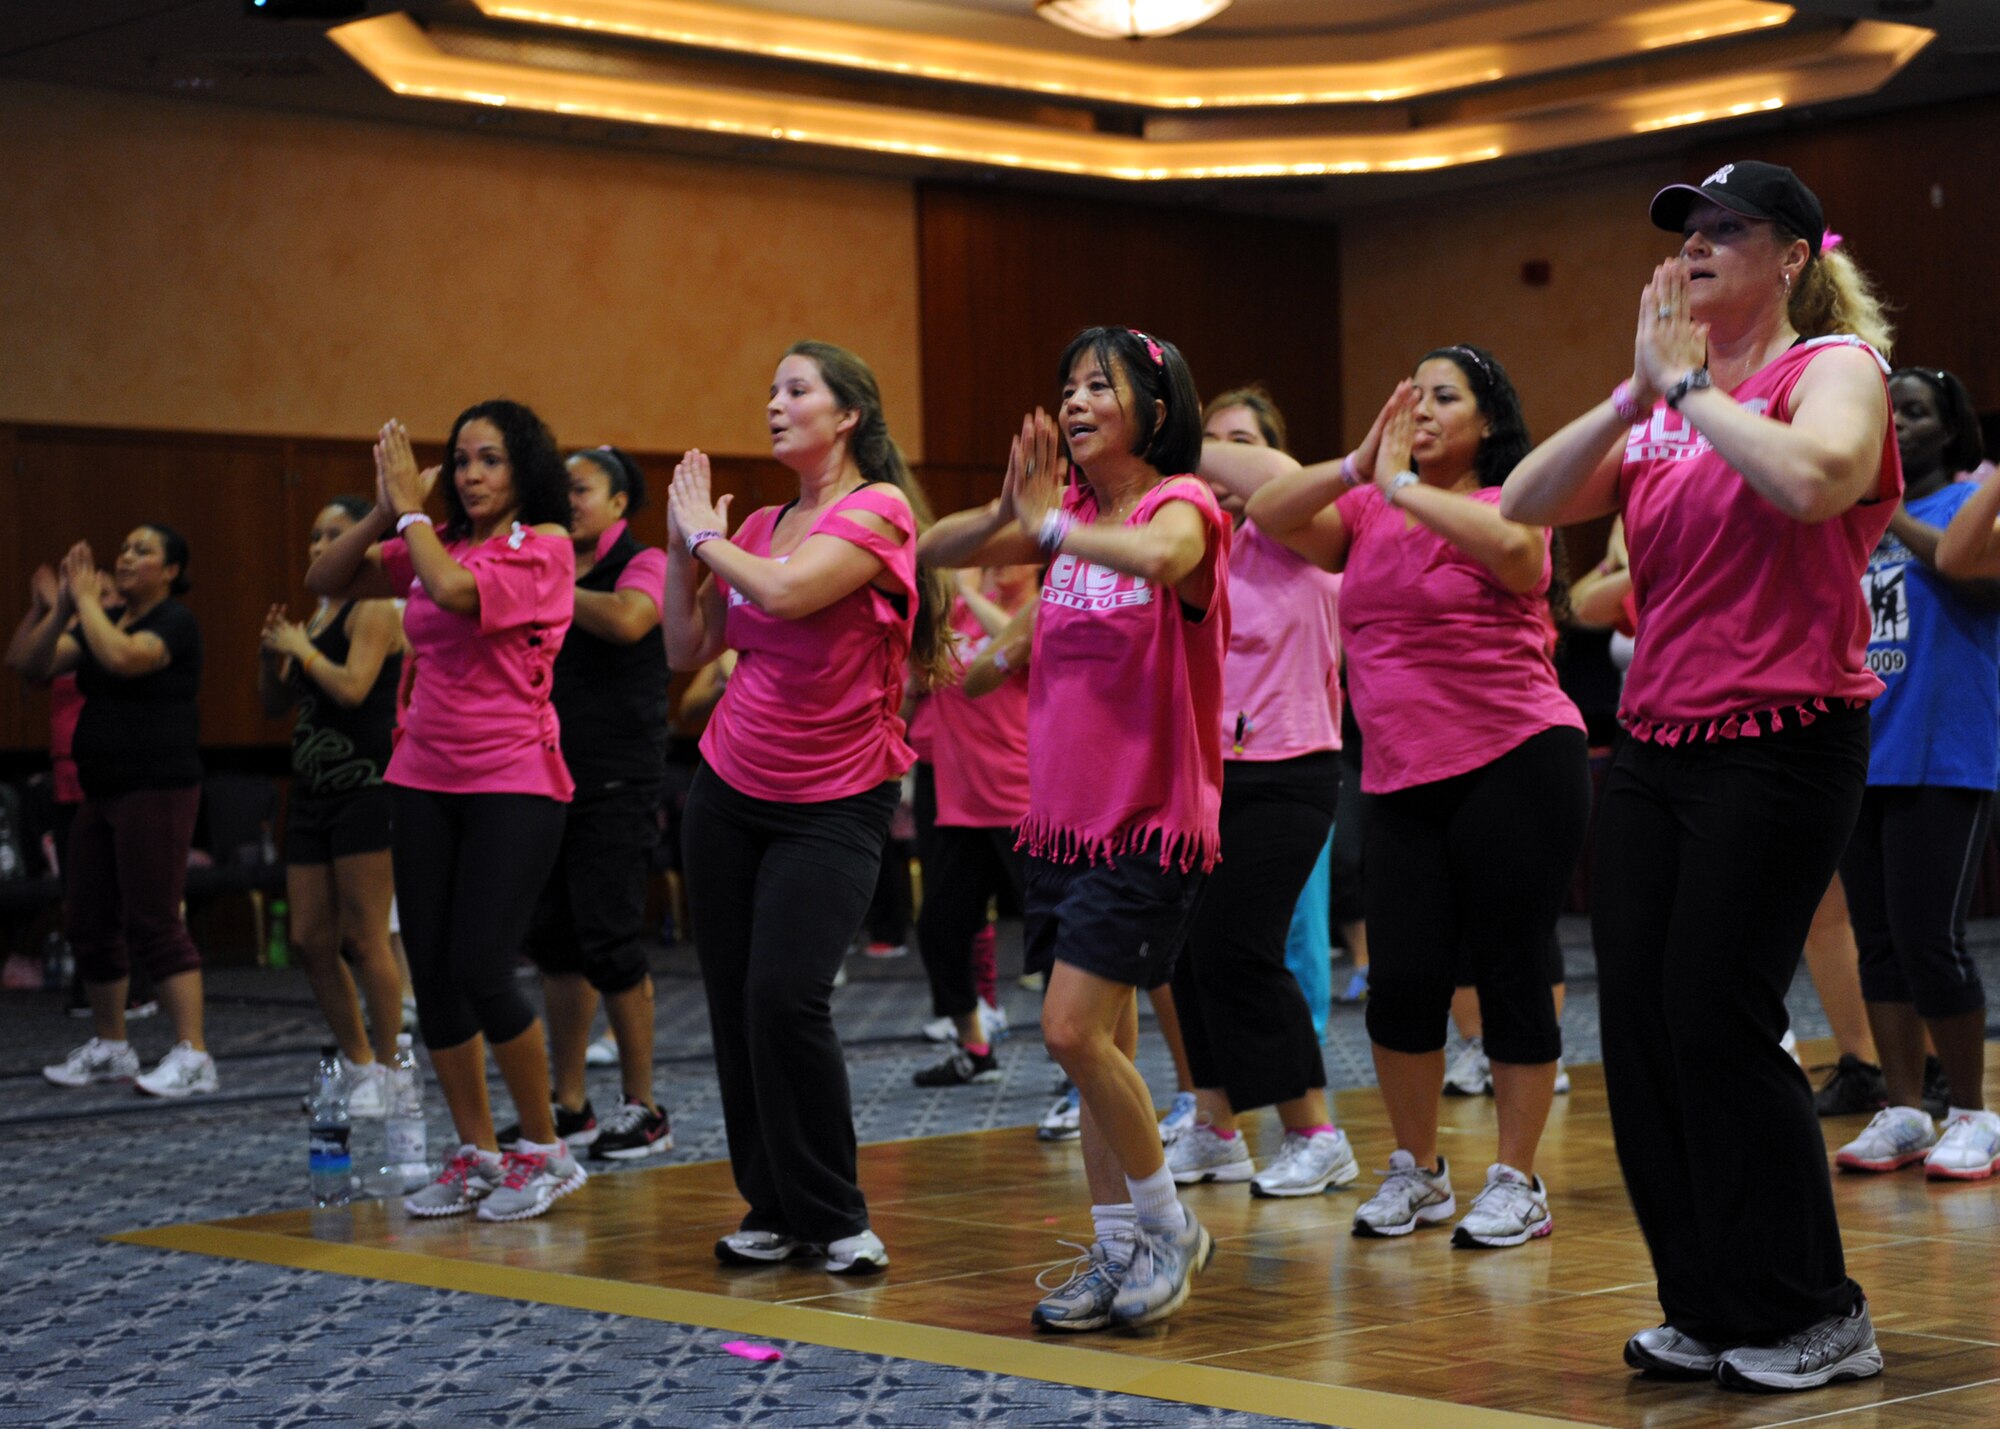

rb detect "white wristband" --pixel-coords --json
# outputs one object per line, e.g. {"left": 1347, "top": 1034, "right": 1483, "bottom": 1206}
{"left": 1387, "top": 471, "right": 1420, "bottom": 502}
{"left": 990, "top": 647, "right": 1011, "bottom": 674}
{"left": 395, "top": 512, "right": 433, "bottom": 536}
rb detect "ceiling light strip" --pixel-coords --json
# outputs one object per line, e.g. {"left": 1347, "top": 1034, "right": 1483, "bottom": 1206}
{"left": 470, "top": 0, "right": 1796, "bottom": 109}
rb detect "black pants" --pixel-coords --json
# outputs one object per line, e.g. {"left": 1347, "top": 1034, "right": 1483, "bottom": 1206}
{"left": 1593, "top": 703, "right": 1869, "bottom": 1344}
{"left": 1173, "top": 753, "right": 1338, "bottom": 1111}
{"left": 1841, "top": 783, "right": 1993, "bottom": 1018}
{"left": 1365, "top": 727, "right": 1590, "bottom": 1065}
{"left": 681, "top": 764, "right": 898, "bottom": 1243}
{"left": 917, "top": 818, "right": 1024, "bottom": 1019}
{"left": 525, "top": 778, "right": 662, "bottom": 995}
{"left": 390, "top": 786, "right": 566, "bottom": 1051}
{"left": 1329, "top": 703, "right": 1369, "bottom": 928}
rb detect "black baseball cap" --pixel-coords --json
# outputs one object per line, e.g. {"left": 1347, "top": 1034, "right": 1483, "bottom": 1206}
{"left": 1649, "top": 160, "right": 1826, "bottom": 256}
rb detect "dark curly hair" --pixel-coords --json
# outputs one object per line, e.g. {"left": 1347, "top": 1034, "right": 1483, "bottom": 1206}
{"left": 439, "top": 399, "right": 570, "bottom": 540}
{"left": 1418, "top": 345, "right": 1570, "bottom": 628}
{"left": 1057, "top": 326, "right": 1203, "bottom": 478}
{"left": 785, "top": 340, "right": 955, "bottom": 691}
{"left": 1890, "top": 366, "right": 1985, "bottom": 478}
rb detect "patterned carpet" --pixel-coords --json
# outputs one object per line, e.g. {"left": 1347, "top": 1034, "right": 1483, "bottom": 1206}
{"left": 3, "top": 918, "right": 1992, "bottom": 1428}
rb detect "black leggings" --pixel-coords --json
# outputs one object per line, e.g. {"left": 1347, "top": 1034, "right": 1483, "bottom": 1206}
{"left": 917, "top": 817, "right": 1025, "bottom": 1020}
{"left": 1173, "top": 753, "right": 1338, "bottom": 1111}
{"left": 1364, "top": 726, "right": 1591, "bottom": 1066}
{"left": 391, "top": 786, "right": 566, "bottom": 1052}
{"left": 1328, "top": 700, "right": 1369, "bottom": 928}
{"left": 1593, "top": 702, "right": 1869, "bottom": 1344}
{"left": 1841, "top": 783, "right": 1993, "bottom": 1018}
{"left": 681, "top": 764, "right": 898, "bottom": 1244}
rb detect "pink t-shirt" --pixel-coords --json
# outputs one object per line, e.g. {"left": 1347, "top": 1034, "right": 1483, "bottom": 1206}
{"left": 1337, "top": 483, "right": 1582, "bottom": 794}
{"left": 1019, "top": 476, "right": 1231, "bottom": 871}
{"left": 1223, "top": 523, "right": 1340, "bottom": 762}
{"left": 700, "top": 485, "right": 918, "bottom": 803}
{"left": 1618, "top": 337, "right": 1902, "bottom": 739}
{"left": 596, "top": 520, "right": 667, "bottom": 601}
{"left": 49, "top": 672, "right": 83, "bottom": 804}
{"left": 928, "top": 598, "right": 1031, "bottom": 828}
{"left": 382, "top": 525, "right": 575, "bottom": 800}
{"left": 906, "top": 687, "right": 936, "bottom": 764}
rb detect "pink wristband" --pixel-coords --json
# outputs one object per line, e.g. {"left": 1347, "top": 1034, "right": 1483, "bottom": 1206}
{"left": 685, "top": 529, "right": 724, "bottom": 556}
{"left": 1611, "top": 380, "right": 1646, "bottom": 426}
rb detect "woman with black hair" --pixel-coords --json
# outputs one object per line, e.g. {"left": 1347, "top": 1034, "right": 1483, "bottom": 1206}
{"left": 667, "top": 340, "right": 951, "bottom": 1276}
{"left": 515, "top": 446, "right": 674, "bottom": 1162}
{"left": 1832, "top": 366, "right": 2000, "bottom": 1180}
{"left": 32, "top": 524, "right": 215, "bottom": 1097}
{"left": 1248, "top": 346, "right": 1589, "bottom": 1250}
{"left": 259, "top": 496, "right": 406, "bottom": 1114}
{"left": 922, "top": 326, "right": 1229, "bottom": 1331}
{"left": 308, "top": 401, "right": 583, "bottom": 1223}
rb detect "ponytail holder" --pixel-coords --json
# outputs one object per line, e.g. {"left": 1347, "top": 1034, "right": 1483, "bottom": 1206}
{"left": 1129, "top": 330, "right": 1165, "bottom": 367}
{"left": 1821, "top": 229, "right": 1843, "bottom": 253}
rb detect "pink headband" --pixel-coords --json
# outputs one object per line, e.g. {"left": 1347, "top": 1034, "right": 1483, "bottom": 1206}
{"left": 1130, "top": 329, "right": 1164, "bottom": 367}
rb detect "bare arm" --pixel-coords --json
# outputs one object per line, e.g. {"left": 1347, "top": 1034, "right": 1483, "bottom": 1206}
{"left": 1241, "top": 462, "right": 1352, "bottom": 572}
{"left": 573, "top": 585, "right": 662, "bottom": 644}
{"left": 257, "top": 604, "right": 301, "bottom": 717}
{"left": 1938, "top": 468, "right": 2000, "bottom": 579}
{"left": 269, "top": 599, "right": 402, "bottom": 709}
{"left": 954, "top": 572, "right": 1012, "bottom": 638}
{"left": 62, "top": 545, "right": 169, "bottom": 679}
{"left": 677, "top": 648, "right": 737, "bottom": 722}
{"left": 1199, "top": 440, "right": 1300, "bottom": 506}
{"left": 961, "top": 601, "right": 1034, "bottom": 699}
{"left": 918, "top": 413, "right": 1062, "bottom": 571}
{"left": 6, "top": 566, "right": 64, "bottom": 681}
{"left": 1394, "top": 484, "right": 1549, "bottom": 594}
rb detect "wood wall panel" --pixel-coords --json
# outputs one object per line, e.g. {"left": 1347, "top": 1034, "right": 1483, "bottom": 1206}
{"left": 918, "top": 184, "right": 1341, "bottom": 497}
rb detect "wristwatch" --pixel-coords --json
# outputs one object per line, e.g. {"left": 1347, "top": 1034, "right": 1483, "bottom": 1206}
{"left": 1387, "top": 471, "right": 1420, "bottom": 500}
{"left": 1664, "top": 367, "right": 1712, "bottom": 410}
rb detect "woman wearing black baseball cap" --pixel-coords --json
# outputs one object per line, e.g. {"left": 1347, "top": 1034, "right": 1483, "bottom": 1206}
{"left": 1502, "top": 162, "right": 1899, "bottom": 1392}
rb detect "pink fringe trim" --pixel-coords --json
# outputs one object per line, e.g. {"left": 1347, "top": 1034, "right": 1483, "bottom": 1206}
{"left": 1014, "top": 814, "right": 1219, "bottom": 874}
{"left": 1624, "top": 695, "right": 1862, "bottom": 747}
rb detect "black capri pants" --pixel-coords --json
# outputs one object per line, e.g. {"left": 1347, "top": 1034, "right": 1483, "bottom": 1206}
{"left": 917, "top": 815, "right": 1025, "bottom": 1020}
{"left": 1328, "top": 699, "right": 1369, "bottom": 929}
{"left": 390, "top": 786, "right": 567, "bottom": 1052}
{"left": 1363, "top": 726, "right": 1591, "bottom": 1066}
{"left": 1593, "top": 702, "right": 1869, "bottom": 1344}
{"left": 1840, "top": 783, "right": 1993, "bottom": 1019}
{"left": 681, "top": 763, "right": 899, "bottom": 1244}
{"left": 1173, "top": 752, "right": 1338, "bottom": 1111}
{"left": 525, "top": 778, "right": 662, "bottom": 996}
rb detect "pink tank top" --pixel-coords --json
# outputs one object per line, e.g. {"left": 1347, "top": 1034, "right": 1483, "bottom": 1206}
{"left": 1018, "top": 476, "right": 1231, "bottom": 871}
{"left": 701, "top": 485, "right": 918, "bottom": 802}
{"left": 927, "top": 598, "right": 1031, "bottom": 829}
{"left": 384, "top": 526, "right": 575, "bottom": 801}
{"left": 1223, "top": 523, "right": 1340, "bottom": 762}
{"left": 1336, "top": 484, "right": 1583, "bottom": 794}
{"left": 1618, "top": 337, "right": 1902, "bottom": 742}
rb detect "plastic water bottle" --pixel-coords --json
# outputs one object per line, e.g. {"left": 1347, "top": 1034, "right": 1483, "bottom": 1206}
{"left": 380, "top": 1034, "right": 430, "bottom": 1194}
{"left": 307, "top": 1045, "right": 353, "bottom": 1207}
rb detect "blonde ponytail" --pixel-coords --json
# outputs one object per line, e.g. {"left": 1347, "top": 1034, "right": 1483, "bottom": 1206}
{"left": 1786, "top": 236, "right": 1894, "bottom": 357}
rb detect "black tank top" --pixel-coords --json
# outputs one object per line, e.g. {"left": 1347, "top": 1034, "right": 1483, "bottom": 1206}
{"left": 291, "top": 602, "right": 401, "bottom": 797}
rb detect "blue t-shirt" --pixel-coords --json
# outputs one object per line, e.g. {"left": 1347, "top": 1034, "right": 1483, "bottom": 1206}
{"left": 1861, "top": 482, "right": 2000, "bottom": 789}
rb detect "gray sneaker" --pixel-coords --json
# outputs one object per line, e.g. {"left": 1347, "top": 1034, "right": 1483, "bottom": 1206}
{"left": 1442, "top": 1038, "right": 1491, "bottom": 1096}
{"left": 1167, "top": 1123, "right": 1255, "bottom": 1185}
{"left": 1251, "top": 1129, "right": 1360, "bottom": 1198}
{"left": 1109, "top": 1205, "right": 1213, "bottom": 1327}
{"left": 1031, "top": 1241, "right": 1125, "bottom": 1332}
{"left": 1451, "top": 1163, "right": 1553, "bottom": 1248}
{"left": 714, "top": 1230, "right": 813, "bottom": 1265}
{"left": 42, "top": 1037, "right": 140, "bottom": 1087}
{"left": 1352, "top": 1150, "right": 1456, "bottom": 1237}
{"left": 404, "top": 1147, "right": 500, "bottom": 1218}
{"left": 1625, "top": 1325, "right": 1731, "bottom": 1380}
{"left": 476, "top": 1143, "right": 587, "bottom": 1222}
{"left": 1715, "top": 1299, "right": 1882, "bottom": 1392}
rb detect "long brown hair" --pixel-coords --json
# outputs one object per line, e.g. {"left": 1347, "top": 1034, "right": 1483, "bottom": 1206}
{"left": 786, "top": 340, "right": 955, "bottom": 689}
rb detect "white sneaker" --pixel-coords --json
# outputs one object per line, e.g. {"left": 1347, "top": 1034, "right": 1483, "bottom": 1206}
{"left": 919, "top": 1014, "right": 957, "bottom": 1043}
{"left": 1352, "top": 1150, "right": 1456, "bottom": 1237}
{"left": 1158, "top": 1090, "right": 1198, "bottom": 1143}
{"left": 1037, "top": 1084, "right": 1081, "bottom": 1142}
{"left": 43, "top": 1037, "right": 140, "bottom": 1087}
{"left": 584, "top": 1033, "right": 618, "bottom": 1067}
{"left": 1251, "top": 1129, "right": 1360, "bottom": 1198}
{"left": 826, "top": 1228, "right": 889, "bottom": 1274}
{"left": 1926, "top": 1109, "right": 2000, "bottom": 1181}
{"left": 1836, "top": 1106, "right": 1936, "bottom": 1173}
{"left": 1443, "top": 1038, "right": 1491, "bottom": 1096}
{"left": 1452, "top": 1163, "right": 1553, "bottom": 1248}
{"left": 343, "top": 1059, "right": 388, "bottom": 1119}
{"left": 981, "top": 998, "right": 1008, "bottom": 1041}
{"left": 134, "top": 1042, "right": 219, "bottom": 1098}
{"left": 1166, "top": 1123, "right": 1254, "bottom": 1185}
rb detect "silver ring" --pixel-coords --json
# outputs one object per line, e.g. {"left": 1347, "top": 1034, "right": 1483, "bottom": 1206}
{"left": 1657, "top": 304, "right": 1672, "bottom": 320}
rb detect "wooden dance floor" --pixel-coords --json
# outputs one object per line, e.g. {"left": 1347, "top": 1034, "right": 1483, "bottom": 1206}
{"left": 117, "top": 1044, "right": 2000, "bottom": 1428}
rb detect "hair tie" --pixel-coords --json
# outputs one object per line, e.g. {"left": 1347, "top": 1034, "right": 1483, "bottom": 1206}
{"left": 1129, "top": 330, "right": 1165, "bottom": 367}
{"left": 1820, "top": 229, "right": 1843, "bottom": 253}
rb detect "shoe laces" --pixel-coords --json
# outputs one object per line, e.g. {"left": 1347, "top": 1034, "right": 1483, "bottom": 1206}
{"left": 497, "top": 1150, "right": 549, "bottom": 1189}
{"left": 434, "top": 1152, "right": 483, "bottom": 1188}
{"left": 599, "top": 1100, "right": 652, "bottom": 1135}
{"left": 1789, "top": 1313, "right": 1855, "bottom": 1368}
{"left": 1035, "top": 1240, "right": 1108, "bottom": 1294}
{"left": 1264, "top": 1132, "right": 1313, "bottom": 1176}
{"left": 1470, "top": 1172, "right": 1538, "bottom": 1220}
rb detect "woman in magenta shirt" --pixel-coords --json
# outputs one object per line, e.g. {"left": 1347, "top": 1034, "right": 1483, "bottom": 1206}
{"left": 921, "top": 326, "right": 1227, "bottom": 1333}
{"left": 1247, "top": 345, "right": 1589, "bottom": 1251}
{"left": 1504, "top": 161, "right": 1897, "bottom": 1391}
{"left": 308, "top": 400, "right": 583, "bottom": 1226}
{"left": 664, "top": 340, "right": 952, "bottom": 1278}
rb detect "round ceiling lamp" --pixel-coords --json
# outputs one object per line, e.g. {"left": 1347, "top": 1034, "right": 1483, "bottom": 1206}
{"left": 1034, "top": 0, "right": 1233, "bottom": 41}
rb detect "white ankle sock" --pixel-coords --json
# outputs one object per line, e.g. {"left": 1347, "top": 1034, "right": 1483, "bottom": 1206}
{"left": 1125, "top": 1166, "right": 1185, "bottom": 1234}
{"left": 1091, "top": 1202, "right": 1136, "bottom": 1267}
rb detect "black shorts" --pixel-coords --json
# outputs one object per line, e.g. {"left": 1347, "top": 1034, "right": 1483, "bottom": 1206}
{"left": 285, "top": 788, "right": 394, "bottom": 865}
{"left": 524, "top": 780, "right": 661, "bottom": 995}
{"left": 1023, "top": 840, "right": 1207, "bottom": 991}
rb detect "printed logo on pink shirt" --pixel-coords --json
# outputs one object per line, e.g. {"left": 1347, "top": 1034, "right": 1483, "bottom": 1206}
{"left": 1625, "top": 397, "right": 1770, "bottom": 463}
{"left": 1042, "top": 554, "right": 1155, "bottom": 613}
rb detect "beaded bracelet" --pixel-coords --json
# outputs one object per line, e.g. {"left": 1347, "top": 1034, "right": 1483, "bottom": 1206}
{"left": 1610, "top": 380, "right": 1646, "bottom": 426}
